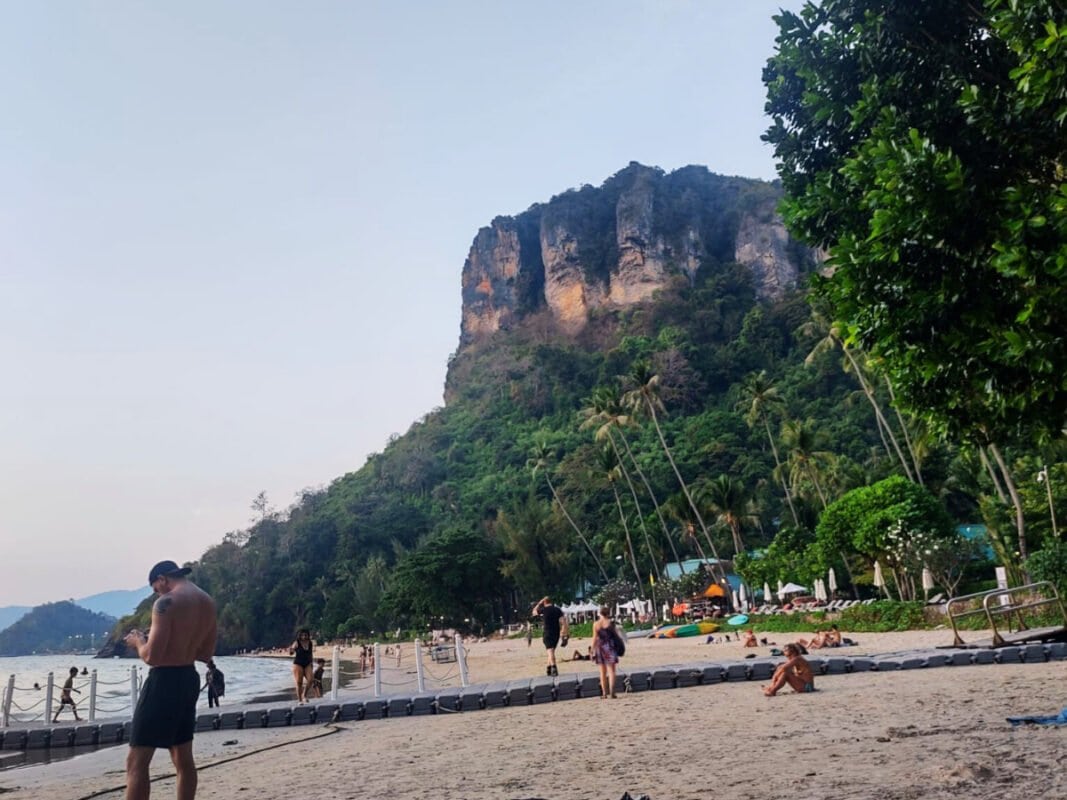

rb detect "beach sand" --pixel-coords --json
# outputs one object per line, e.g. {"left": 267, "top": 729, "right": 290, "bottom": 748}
{"left": 3, "top": 630, "right": 1064, "bottom": 800}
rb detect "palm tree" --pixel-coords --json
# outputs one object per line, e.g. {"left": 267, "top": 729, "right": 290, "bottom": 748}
{"left": 698, "top": 474, "right": 749, "bottom": 557}
{"left": 736, "top": 371, "right": 800, "bottom": 526}
{"left": 527, "top": 439, "right": 609, "bottom": 582}
{"left": 663, "top": 493, "right": 708, "bottom": 563}
{"left": 622, "top": 362, "right": 728, "bottom": 585}
{"left": 779, "top": 419, "right": 832, "bottom": 509}
{"left": 801, "top": 308, "right": 919, "bottom": 482}
{"left": 596, "top": 446, "right": 644, "bottom": 592}
{"left": 579, "top": 388, "right": 666, "bottom": 577}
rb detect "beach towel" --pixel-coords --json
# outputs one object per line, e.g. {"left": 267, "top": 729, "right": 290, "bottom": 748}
{"left": 1007, "top": 707, "right": 1067, "bottom": 727}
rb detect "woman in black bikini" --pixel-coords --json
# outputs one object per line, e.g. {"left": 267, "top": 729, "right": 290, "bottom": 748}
{"left": 290, "top": 629, "right": 315, "bottom": 703}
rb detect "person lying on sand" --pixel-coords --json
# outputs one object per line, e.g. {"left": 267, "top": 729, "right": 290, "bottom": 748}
{"left": 763, "top": 644, "right": 815, "bottom": 696}
{"left": 565, "top": 646, "right": 592, "bottom": 661}
{"left": 798, "top": 629, "right": 830, "bottom": 650}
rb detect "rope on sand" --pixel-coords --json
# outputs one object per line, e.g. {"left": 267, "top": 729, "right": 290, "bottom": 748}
{"left": 71, "top": 724, "right": 345, "bottom": 800}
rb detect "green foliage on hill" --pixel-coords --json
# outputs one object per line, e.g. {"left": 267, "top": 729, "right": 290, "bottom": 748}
{"left": 0, "top": 601, "right": 115, "bottom": 656}
{"left": 101, "top": 163, "right": 1066, "bottom": 654}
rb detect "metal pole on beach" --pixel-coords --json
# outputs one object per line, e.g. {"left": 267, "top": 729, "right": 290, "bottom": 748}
{"left": 414, "top": 638, "right": 426, "bottom": 693}
{"left": 330, "top": 645, "right": 340, "bottom": 701}
{"left": 45, "top": 672, "right": 54, "bottom": 723}
{"left": 373, "top": 642, "right": 382, "bottom": 698}
{"left": 89, "top": 670, "right": 98, "bottom": 721}
{"left": 455, "top": 634, "right": 469, "bottom": 688}
{"left": 2, "top": 675, "right": 13, "bottom": 727}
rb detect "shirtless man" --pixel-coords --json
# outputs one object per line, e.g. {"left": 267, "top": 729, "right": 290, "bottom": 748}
{"left": 124, "top": 560, "right": 217, "bottom": 800}
{"left": 763, "top": 643, "right": 816, "bottom": 696}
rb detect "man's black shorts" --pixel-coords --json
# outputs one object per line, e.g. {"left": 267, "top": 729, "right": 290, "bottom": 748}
{"left": 130, "top": 665, "right": 200, "bottom": 749}
{"left": 543, "top": 633, "right": 560, "bottom": 649}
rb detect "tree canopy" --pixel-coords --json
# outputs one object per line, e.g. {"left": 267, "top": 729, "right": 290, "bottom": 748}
{"left": 764, "top": 0, "right": 1067, "bottom": 444}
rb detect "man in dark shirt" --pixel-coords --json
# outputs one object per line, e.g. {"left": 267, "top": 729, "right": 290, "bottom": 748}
{"left": 533, "top": 596, "right": 569, "bottom": 676}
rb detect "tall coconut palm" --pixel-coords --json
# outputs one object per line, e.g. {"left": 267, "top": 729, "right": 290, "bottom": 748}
{"left": 623, "top": 363, "right": 728, "bottom": 585}
{"left": 580, "top": 388, "right": 667, "bottom": 577}
{"left": 801, "top": 309, "right": 918, "bottom": 482}
{"left": 596, "top": 446, "right": 644, "bottom": 593}
{"left": 779, "top": 419, "right": 832, "bottom": 509}
{"left": 527, "top": 439, "right": 609, "bottom": 582}
{"left": 663, "top": 492, "right": 708, "bottom": 563}
{"left": 698, "top": 474, "right": 749, "bottom": 557}
{"left": 737, "top": 371, "right": 800, "bottom": 526}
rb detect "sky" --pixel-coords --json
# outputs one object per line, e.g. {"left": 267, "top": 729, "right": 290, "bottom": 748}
{"left": 0, "top": 1, "right": 804, "bottom": 606}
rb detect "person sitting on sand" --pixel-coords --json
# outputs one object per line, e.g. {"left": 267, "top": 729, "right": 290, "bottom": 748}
{"left": 742, "top": 629, "right": 759, "bottom": 648}
{"left": 763, "top": 644, "right": 815, "bottom": 696}
{"left": 826, "top": 624, "right": 843, "bottom": 647}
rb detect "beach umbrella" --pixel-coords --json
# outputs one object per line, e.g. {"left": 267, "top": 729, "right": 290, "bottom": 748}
{"left": 922, "top": 567, "right": 935, "bottom": 599}
{"left": 781, "top": 582, "right": 807, "bottom": 594}
{"left": 873, "top": 560, "right": 886, "bottom": 597}
{"left": 763, "top": 581, "right": 772, "bottom": 605}
{"left": 739, "top": 583, "right": 748, "bottom": 609}
{"left": 732, "top": 590, "right": 740, "bottom": 611}
{"left": 814, "top": 579, "right": 825, "bottom": 603}
{"left": 828, "top": 568, "right": 837, "bottom": 597}
{"left": 777, "top": 579, "right": 785, "bottom": 602}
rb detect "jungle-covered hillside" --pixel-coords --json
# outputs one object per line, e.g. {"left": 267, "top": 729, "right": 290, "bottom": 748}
{"left": 106, "top": 164, "right": 1066, "bottom": 654}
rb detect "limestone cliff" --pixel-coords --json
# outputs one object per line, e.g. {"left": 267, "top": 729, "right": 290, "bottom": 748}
{"left": 458, "top": 162, "right": 813, "bottom": 348}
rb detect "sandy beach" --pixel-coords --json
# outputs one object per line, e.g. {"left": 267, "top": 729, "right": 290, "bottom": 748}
{"left": 3, "top": 629, "right": 1064, "bottom": 800}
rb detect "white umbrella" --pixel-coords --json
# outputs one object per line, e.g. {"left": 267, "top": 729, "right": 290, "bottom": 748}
{"left": 873, "top": 561, "right": 886, "bottom": 597}
{"left": 763, "top": 581, "right": 772, "bottom": 605}
{"left": 814, "top": 579, "right": 825, "bottom": 603}
{"left": 828, "top": 568, "right": 837, "bottom": 597}
{"left": 777, "top": 579, "right": 785, "bottom": 602}
{"left": 781, "top": 582, "right": 808, "bottom": 594}
{"left": 922, "top": 567, "right": 935, "bottom": 598}
{"left": 739, "top": 583, "right": 748, "bottom": 609}
{"left": 732, "top": 590, "right": 740, "bottom": 611}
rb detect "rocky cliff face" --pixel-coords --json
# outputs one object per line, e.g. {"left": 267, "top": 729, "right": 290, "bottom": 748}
{"left": 459, "top": 163, "right": 811, "bottom": 347}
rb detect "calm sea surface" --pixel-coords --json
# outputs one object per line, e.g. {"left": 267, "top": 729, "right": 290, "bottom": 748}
{"left": 0, "top": 654, "right": 292, "bottom": 726}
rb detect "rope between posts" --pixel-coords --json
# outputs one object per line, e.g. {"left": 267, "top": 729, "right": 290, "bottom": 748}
{"left": 73, "top": 723, "right": 345, "bottom": 800}
{"left": 95, "top": 678, "right": 130, "bottom": 686}
{"left": 10, "top": 697, "right": 46, "bottom": 711}
{"left": 12, "top": 684, "right": 40, "bottom": 692}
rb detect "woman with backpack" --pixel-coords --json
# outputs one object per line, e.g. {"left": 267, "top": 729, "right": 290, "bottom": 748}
{"left": 592, "top": 605, "right": 624, "bottom": 699}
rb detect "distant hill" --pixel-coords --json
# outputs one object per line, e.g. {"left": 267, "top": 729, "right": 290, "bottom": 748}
{"left": 0, "top": 606, "right": 31, "bottom": 634}
{"left": 77, "top": 588, "right": 150, "bottom": 619}
{"left": 0, "top": 601, "right": 116, "bottom": 656}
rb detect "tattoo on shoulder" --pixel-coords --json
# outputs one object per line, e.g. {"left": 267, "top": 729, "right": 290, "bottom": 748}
{"left": 156, "top": 596, "right": 174, "bottom": 614}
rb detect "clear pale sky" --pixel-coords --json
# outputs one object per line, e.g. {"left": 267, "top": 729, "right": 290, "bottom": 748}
{"left": 0, "top": 1, "right": 804, "bottom": 606}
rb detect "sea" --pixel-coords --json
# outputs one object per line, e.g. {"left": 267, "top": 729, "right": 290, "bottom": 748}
{"left": 0, "top": 654, "right": 293, "bottom": 726}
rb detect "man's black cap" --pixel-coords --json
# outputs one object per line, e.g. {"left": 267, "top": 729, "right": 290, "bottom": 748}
{"left": 148, "top": 560, "right": 191, "bottom": 585}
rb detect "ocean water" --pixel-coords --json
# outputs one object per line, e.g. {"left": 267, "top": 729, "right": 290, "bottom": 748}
{"left": 0, "top": 655, "right": 292, "bottom": 725}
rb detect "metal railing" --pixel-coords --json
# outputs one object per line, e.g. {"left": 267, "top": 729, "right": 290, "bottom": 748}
{"left": 2, "top": 667, "right": 140, "bottom": 728}
{"left": 946, "top": 581, "right": 1066, "bottom": 647}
